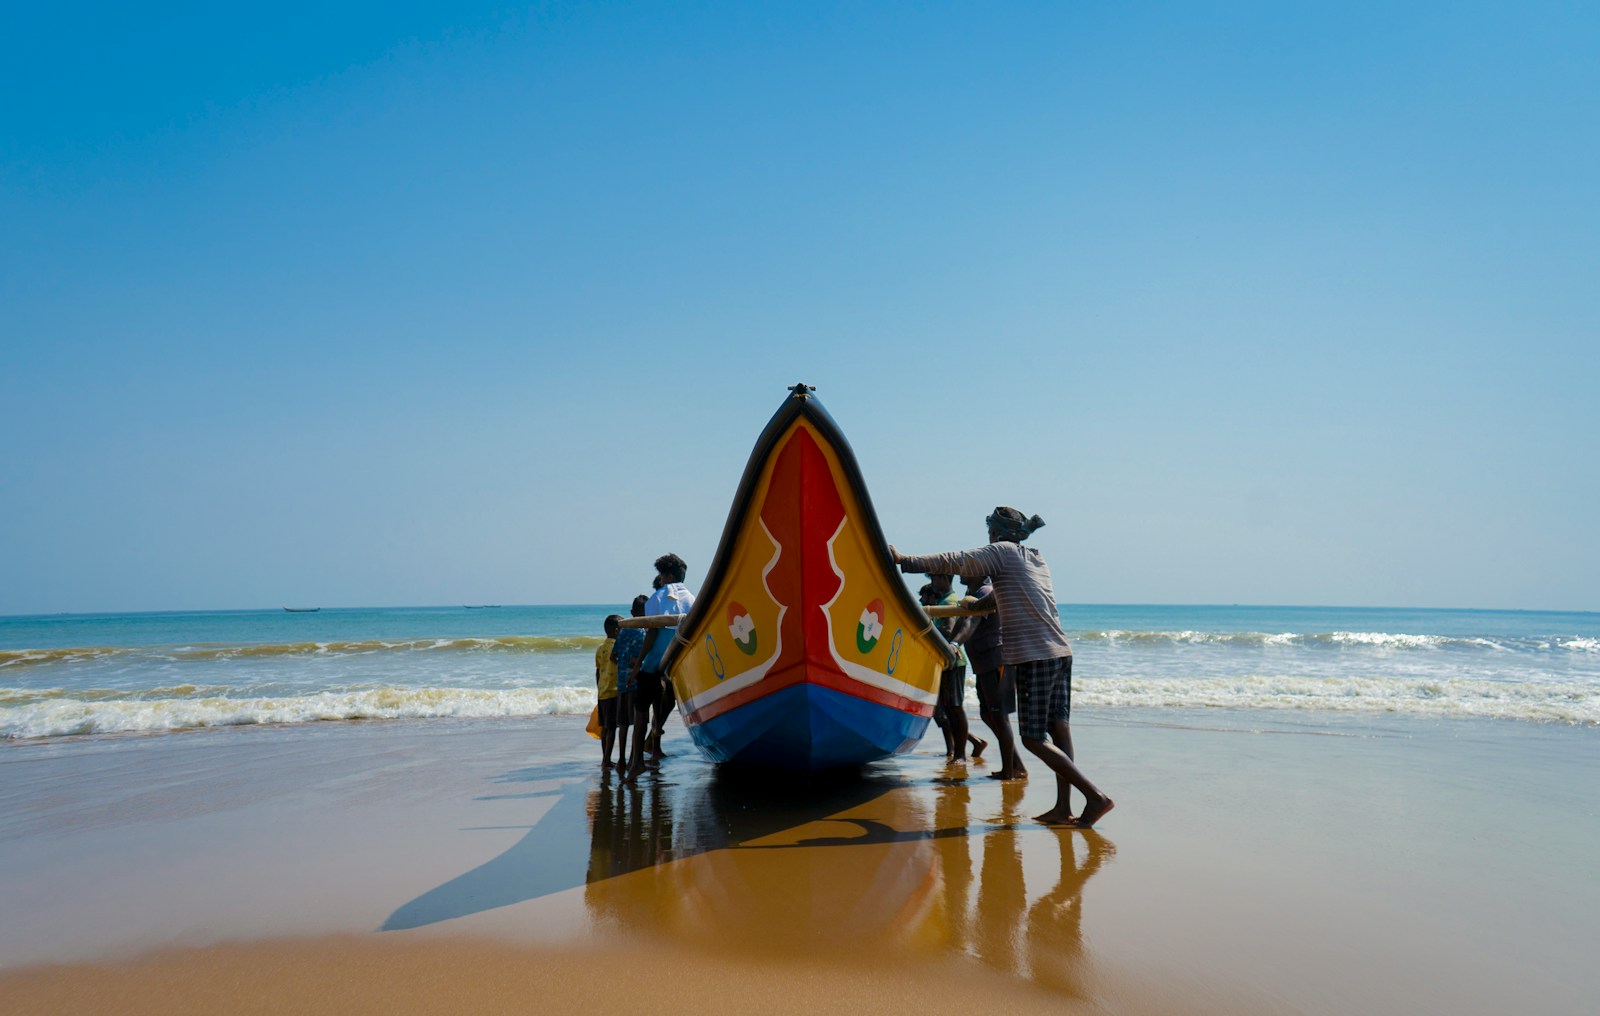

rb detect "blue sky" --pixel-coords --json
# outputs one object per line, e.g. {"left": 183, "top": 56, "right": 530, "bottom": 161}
{"left": 3, "top": 2, "right": 1596, "bottom": 614}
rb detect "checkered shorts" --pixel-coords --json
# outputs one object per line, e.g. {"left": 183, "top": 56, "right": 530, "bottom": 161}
{"left": 1013, "top": 656, "right": 1072, "bottom": 742}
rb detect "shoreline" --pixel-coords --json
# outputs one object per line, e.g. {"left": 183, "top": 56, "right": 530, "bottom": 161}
{"left": 2, "top": 710, "right": 1597, "bottom": 1014}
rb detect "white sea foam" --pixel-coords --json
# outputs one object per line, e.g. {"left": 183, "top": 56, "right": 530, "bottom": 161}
{"left": 1075, "top": 630, "right": 1531, "bottom": 651}
{"left": 7, "top": 668, "right": 1598, "bottom": 739}
{"left": 1077, "top": 674, "right": 1600, "bottom": 725}
{"left": 1325, "top": 631, "right": 1446, "bottom": 649}
{"left": 0, "top": 685, "right": 598, "bottom": 740}
{"left": 0, "top": 635, "right": 602, "bottom": 671}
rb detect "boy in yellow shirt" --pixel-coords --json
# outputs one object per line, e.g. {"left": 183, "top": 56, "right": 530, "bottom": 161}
{"left": 595, "top": 615, "right": 621, "bottom": 767}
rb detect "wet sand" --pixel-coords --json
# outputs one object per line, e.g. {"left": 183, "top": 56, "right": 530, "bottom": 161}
{"left": 2, "top": 710, "right": 1597, "bottom": 1014}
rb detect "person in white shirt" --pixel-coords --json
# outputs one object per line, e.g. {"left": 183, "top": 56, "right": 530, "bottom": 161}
{"left": 622, "top": 553, "right": 695, "bottom": 785}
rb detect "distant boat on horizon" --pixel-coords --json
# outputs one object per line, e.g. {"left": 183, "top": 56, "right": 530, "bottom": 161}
{"left": 282, "top": 607, "right": 321, "bottom": 613}
{"left": 463, "top": 605, "right": 502, "bottom": 609}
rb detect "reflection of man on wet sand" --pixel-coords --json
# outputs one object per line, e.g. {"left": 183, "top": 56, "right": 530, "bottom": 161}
{"left": 933, "top": 764, "right": 974, "bottom": 944}
{"left": 973, "top": 781, "right": 1029, "bottom": 972}
{"left": 578, "top": 751, "right": 1116, "bottom": 1002}
{"left": 1027, "top": 830, "right": 1116, "bottom": 999}
{"left": 893, "top": 506, "right": 1114, "bottom": 827}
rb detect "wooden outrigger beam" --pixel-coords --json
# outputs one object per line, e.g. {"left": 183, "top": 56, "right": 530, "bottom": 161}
{"left": 924, "top": 603, "right": 996, "bottom": 618}
{"left": 616, "top": 615, "right": 688, "bottom": 629}
{"left": 617, "top": 601, "right": 993, "bottom": 629}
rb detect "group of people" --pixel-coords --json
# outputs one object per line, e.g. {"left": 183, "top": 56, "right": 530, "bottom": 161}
{"left": 588, "top": 505, "right": 1113, "bottom": 828}
{"left": 894, "top": 506, "right": 1114, "bottom": 828}
{"left": 593, "top": 553, "right": 695, "bottom": 785}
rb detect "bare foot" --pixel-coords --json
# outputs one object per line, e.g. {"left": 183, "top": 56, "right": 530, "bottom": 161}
{"left": 620, "top": 762, "right": 647, "bottom": 785}
{"left": 1035, "top": 808, "right": 1076, "bottom": 826}
{"left": 988, "top": 767, "right": 1029, "bottom": 780}
{"left": 1075, "top": 795, "right": 1116, "bottom": 828}
{"left": 968, "top": 736, "right": 988, "bottom": 759}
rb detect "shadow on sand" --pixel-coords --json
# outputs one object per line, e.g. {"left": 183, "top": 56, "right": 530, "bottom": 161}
{"left": 382, "top": 752, "right": 1114, "bottom": 996}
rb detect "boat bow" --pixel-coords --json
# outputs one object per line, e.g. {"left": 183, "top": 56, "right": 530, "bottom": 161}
{"left": 664, "top": 386, "right": 953, "bottom": 769}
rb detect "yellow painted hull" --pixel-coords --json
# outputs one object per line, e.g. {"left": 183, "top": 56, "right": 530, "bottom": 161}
{"left": 664, "top": 388, "right": 952, "bottom": 769}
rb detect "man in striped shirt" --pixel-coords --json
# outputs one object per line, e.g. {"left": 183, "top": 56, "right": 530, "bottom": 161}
{"left": 891, "top": 507, "right": 1114, "bottom": 827}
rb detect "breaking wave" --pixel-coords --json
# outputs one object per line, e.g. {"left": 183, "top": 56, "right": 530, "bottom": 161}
{"left": 0, "top": 635, "right": 603, "bottom": 670}
{"left": 1075, "top": 673, "right": 1600, "bottom": 725}
{"left": 1, "top": 685, "right": 597, "bottom": 739}
{"left": 1074, "top": 630, "right": 1540, "bottom": 651}
{"left": 5, "top": 669, "right": 1597, "bottom": 739}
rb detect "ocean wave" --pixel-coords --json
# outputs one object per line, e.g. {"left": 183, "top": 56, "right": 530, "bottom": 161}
{"left": 1073, "top": 630, "right": 1519, "bottom": 651}
{"left": 1076, "top": 674, "right": 1600, "bottom": 725}
{"left": 0, "top": 685, "right": 597, "bottom": 739}
{"left": 0, "top": 647, "right": 127, "bottom": 669}
{"left": 5, "top": 671, "right": 1597, "bottom": 739}
{"left": 0, "top": 684, "right": 227, "bottom": 707}
{"left": 0, "top": 635, "right": 602, "bottom": 670}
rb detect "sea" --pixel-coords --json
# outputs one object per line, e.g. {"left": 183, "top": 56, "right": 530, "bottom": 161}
{"left": 2, "top": 604, "right": 1597, "bottom": 740}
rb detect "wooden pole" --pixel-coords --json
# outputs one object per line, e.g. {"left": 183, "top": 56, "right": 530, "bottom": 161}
{"left": 619, "top": 605, "right": 989, "bottom": 625}
{"left": 616, "top": 615, "right": 687, "bottom": 629}
{"left": 924, "top": 602, "right": 995, "bottom": 618}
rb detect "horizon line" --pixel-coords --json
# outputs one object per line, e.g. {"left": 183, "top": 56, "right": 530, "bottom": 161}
{"left": 3, "top": 601, "right": 1597, "bottom": 622}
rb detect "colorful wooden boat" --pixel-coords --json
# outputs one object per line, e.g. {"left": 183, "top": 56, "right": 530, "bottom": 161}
{"left": 661, "top": 384, "right": 955, "bottom": 769}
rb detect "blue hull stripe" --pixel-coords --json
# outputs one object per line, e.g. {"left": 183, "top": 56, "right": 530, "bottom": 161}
{"left": 687, "top": 683, "right": 930, "bottom": 770}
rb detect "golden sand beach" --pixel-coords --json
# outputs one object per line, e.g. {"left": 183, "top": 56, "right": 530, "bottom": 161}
{"left": 2, "top": 712, "right": 1596, "bottom": 1014}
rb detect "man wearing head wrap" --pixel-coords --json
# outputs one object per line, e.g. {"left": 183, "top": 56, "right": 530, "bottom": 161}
{"left": 891, "top": 507, "right": 1114, "bottom": 828}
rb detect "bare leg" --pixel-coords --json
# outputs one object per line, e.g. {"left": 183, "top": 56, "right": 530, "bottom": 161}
{"left": 1074, "top": 794, "right": 1116, "bottom": 828}
{"left": 983, "top": 707, "right": 1027, "bottom": 780}
{"left": 648, "top": 682, "right": 675, "bottom": 758}
{"left": 987, "top": 669, "right": 1028, "bottom": 779}
{"left": 600, "top": 721, "right": 615, "bottom": 768}
{"left": 621, "top": 708, "right": 652, "bottom": 783}
{"left": 1054, "top": 720, "right": 1075, "bottom": 812}
{"left": 948, "top": 707, "right": 971, "bottom": 762}
{"left": 931, "top": 706, "right": 952, "bottom": 758}
{"left": 1025, "top": 719, "right": 1111, "bottom": 827}
{"left": 615, "top": 691, "right": 632, "bottom": 764}
{"left": 942, "top": 668, "right": 971, "bottom": 761}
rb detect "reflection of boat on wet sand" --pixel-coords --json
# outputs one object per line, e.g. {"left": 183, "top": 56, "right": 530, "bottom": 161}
{"left": 582, "top": 763, "right": 1115, "bottom": 976}
{"left": 585, "top": 767, "right": 941, "bottom": 954}
{"left": 380, "top": 748, "right": 1116, "bottom": 1007}
{"left": 639, "top": 385, "right": 955, "bottom": 770}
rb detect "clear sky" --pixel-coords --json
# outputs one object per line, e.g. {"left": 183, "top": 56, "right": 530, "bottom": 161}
{"left": 3, "top": 2, "right": 1596, "bottom": 615}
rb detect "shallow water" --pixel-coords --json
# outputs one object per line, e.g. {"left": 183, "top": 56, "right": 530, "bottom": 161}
{"left": 2, "top": 709, "right": 1596, "bottom": 1015}
{"left": 3, "top": 604, "right": 1597, "bottom": 738}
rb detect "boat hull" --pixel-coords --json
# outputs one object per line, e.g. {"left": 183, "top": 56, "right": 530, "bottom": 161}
{"left": 687, "top": 682, "right": 928, "bottom": 770}
{"left": 666, "top": 389, "right": 952, "bottom": 769}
